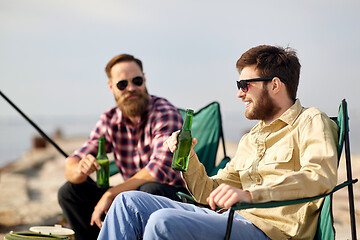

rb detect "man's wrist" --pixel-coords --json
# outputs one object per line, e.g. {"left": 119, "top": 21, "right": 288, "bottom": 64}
{"left": 104, "top": 189, "right": 117, "bottom": 201}
{"left": 244, "top": 190, "right": 252, "bottom": 202}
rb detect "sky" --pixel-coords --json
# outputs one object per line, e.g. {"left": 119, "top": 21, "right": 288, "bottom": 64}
{"left": 1, "top": 0, "right": 360, "bottom": 144}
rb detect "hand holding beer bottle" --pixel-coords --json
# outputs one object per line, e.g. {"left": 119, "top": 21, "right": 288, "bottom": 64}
{"left": 171, "top": 109, "right": 194, "bottom": 171}
{"left": 96, "top": 136, "right": 110, "bottom": 188}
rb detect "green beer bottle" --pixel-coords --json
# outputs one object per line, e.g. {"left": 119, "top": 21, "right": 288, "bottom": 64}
{"left": 171, "top": 109, "right": 194, "bottom": 171}
{"left": 96, "top": 136, "right": 110, "bottom": 188}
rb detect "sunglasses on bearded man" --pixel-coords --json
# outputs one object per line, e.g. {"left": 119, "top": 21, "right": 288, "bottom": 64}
{"left": 116, "top": 76, "right": 144, "bottom": 91}
{"left": 236, "top": 77, "right": 287, "bottom": 93}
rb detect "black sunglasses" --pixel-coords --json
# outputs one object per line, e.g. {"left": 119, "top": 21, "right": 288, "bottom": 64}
{"left": 116, "top": 76, "right": 144, "bottom": 91}
{"left": 236, "top": 77, "right": 286, "bottom": 93}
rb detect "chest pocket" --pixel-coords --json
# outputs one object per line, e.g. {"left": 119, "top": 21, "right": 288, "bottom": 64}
{"left": 234, "top": 154, "right": 256, "bottom": 171}
{"left": 262, "top": 147, "right": 294, "bottom": 170}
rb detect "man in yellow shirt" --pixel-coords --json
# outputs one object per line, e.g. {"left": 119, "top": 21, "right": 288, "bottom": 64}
{"left": 97, "top": 45, "right": 338, "bottom": 240}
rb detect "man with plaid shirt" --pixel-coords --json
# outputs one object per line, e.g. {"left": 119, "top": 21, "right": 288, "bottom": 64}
{"left": 58, "top": 54, "right": 186, "bottom": 240}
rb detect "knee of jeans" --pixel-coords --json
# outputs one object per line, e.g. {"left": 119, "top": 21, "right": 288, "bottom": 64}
{"left": 147, "top": 209, "right": 174, "bottom": 227}
{"left": 115, "top": 191, "right": 147, "bottom": 206}
{"left": 145, "top": 209, "right": 177, "bottom": 237}
{"left": 114, "top": 191, "right": 159, "bottom": 215}
{"left": 119, "top": 190, "right": 148, "bottom": 199}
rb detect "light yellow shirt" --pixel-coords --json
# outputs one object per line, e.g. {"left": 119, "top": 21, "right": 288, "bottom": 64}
{"left": 182, "top": 99, "right": 338, "bottom": 239}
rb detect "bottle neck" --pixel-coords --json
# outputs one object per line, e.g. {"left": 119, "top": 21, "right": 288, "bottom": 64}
{"left": 182, "top": 110, "right": 193, "bottom": 131}
{"left": 97, "top": 137, "right": 107, "bottom": 157}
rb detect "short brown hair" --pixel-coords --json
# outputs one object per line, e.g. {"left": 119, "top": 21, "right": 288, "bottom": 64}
{"left": 105, "top": 54, "right": 143, "bottom": 78}
{"left": 236, "top": 45, "right": 301, "bottom": 101}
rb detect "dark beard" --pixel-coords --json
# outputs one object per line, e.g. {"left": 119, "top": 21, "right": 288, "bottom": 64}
{"left": 245, "top": 87, "right": 280, "bottom": 122}
{"left": 116, "top": 88, "right": 149, "bottom": 118}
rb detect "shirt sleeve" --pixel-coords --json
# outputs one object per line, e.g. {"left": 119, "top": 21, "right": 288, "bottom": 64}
{"left": 144, "top": 105, "right": 185, "bottom": 186}
{"left": 182, "top": 142, "right": 243, "bottom": 204}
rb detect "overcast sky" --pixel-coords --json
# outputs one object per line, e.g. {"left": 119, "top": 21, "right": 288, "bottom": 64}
{"left": 1, "top": 0, "right": 359, "bottom": 129}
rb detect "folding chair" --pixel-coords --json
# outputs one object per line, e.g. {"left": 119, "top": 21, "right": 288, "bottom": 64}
{"left": 223, "top": 99, "right": 358, "bottom": 240}
{"left": 109, "top": 101, "right": 230, "bottom": 177}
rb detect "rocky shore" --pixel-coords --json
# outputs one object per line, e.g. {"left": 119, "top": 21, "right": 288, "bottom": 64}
{"left": 0, "top": 137, "right": 359, "bottom": 239}
{"left": 0, "top": 136, "right": 86, "bottom": 239}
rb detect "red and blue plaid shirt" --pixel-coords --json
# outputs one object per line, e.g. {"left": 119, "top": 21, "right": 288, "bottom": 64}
{"left": 71, "top": 95, "right": 185, "bottom": 187}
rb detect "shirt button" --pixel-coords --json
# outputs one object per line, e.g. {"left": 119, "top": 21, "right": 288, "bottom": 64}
{"left": 258, "top": 154, "right": 262, "bottom": 158}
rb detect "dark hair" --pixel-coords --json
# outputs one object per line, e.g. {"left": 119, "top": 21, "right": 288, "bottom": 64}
{"left": 105, "top": 54, "right": 143, "bottom": 78}
{"left": 236, "top": 45, "right": 301, "bottom": 101}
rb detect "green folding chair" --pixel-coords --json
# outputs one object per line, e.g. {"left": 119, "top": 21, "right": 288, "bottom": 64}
{"left": 109, "top": 101, "right": 230, "bottom": 177}
{"left": 223, "top": 99, "right": 358, "bottom": 240}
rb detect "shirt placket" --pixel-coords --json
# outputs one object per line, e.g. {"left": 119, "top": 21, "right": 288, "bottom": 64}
{"left": 132, "top": 121, "right": 143, "bottom": 168}
{"left": 250, "top": 126, "right": 271, "bottom": 185}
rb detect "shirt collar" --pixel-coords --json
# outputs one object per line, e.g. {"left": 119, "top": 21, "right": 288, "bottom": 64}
{"left": 278, "top": 99, "right": 302, "bottom": 126}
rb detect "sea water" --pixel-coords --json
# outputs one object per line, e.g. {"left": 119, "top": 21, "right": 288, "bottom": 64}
{"left": 0, "top": 115, "right": 98, "bottom": 168}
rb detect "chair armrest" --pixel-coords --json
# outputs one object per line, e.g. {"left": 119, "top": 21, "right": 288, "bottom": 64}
{"left": 231, "top": 179, "right": 358, "bottom": 211}
{"left": 176, "top": 192, "right": 221, "bottom": 210}
{"left": 176, "top": 180, "right": 357, "bottom": 214}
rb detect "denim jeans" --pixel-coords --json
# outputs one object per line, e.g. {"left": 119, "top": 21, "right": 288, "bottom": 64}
{"left": 98, "top": 191, "right": 270, "bottom": 240}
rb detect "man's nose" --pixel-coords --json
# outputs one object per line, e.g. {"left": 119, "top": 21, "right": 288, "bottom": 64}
{"left": 127, "top": 81, "right": 137, "bottom": 91}
{"left": 237, "top": 88, "right": 245, "bottom": 98}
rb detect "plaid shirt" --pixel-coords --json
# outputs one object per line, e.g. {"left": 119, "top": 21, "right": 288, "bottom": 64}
{"left": 71, "top": 95, "right": 185, "bottom": 187}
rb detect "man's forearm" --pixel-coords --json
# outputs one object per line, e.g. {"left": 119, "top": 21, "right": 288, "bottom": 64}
{"left": 65, "top": 157, "right": 88, "bottom": 184}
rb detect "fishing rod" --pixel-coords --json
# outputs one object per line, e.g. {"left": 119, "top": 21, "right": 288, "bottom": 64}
{"left": 0, "top": 90, "right": 69, "bottom": 158}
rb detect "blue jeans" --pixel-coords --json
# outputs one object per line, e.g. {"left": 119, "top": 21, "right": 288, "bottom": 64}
{"left": 98, "top": 191, "right": 270, "bottom": 240}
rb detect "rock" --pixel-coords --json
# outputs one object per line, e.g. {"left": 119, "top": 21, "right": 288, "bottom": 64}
{"left": 0, "top": 173, "right": 28, "bottom": 226}
{"left": 0, "top": 136, "right": 86, "bottom": 238}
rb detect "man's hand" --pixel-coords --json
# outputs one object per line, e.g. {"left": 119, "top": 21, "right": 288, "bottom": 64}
{"left": 89, "top": 168, "right": 156, "bottom": 229}
{"left": 65, "top": 155, "right": 101, "bottom": 184}
{"left": 90, "top": 191, "right": 114, "bottom": 229}
{"left": 207, "top": 183, "right": 252, "bottom": 210}
{"left": 77, "top": 154, "right": 101, "bottom": 176}
{"left": 164, "top": 130, "right": 198, "bottom": 157}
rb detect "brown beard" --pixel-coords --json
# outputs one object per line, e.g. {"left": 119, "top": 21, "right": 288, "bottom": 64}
{"left": 115, "top": 88, "right": 149, "bottom": 118}
{"left": 245, "top": 86, "right": 280, "bottom": 122}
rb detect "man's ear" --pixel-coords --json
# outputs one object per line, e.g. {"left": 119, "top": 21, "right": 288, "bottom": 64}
{"left": 271, "top": 77, "right": 282, "bottom": 94}
{"left": 107, "top": 80, "right": 113, "bottom": 90}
